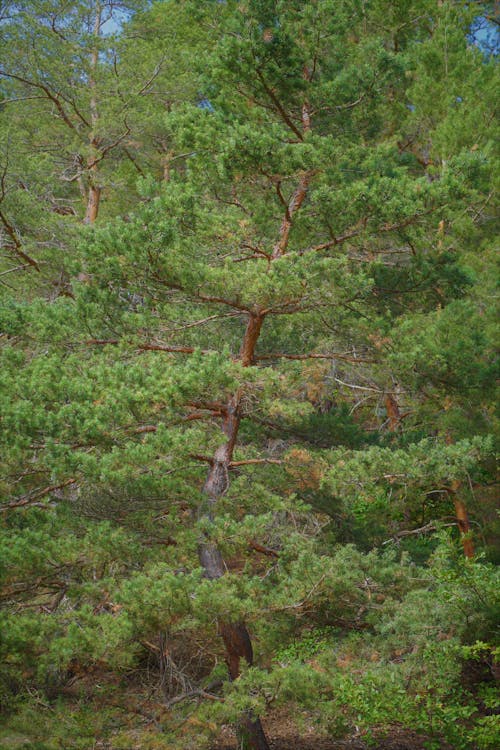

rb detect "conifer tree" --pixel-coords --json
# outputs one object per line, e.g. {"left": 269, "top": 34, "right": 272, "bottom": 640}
{"left": 0, "top": 2, "right": 498, "bottom": 748}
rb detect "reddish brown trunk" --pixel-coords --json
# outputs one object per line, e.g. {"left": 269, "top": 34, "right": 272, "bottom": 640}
{"left": 84, "top": 183, "right": 101, "bottom": 224}
{"left": 83, "top": 5, "right": 101, "bottom": 225}
{"left": 239, "top": 313, "right": 264, "bottom": 365}
{"left": 272, "top": 77, "right": 312, "bottom": 260}
{"left": 271, "top": 171, "right": 313, "bottom": 259}
{"left": 445, "top": 434, "right": 474, "bottom": 559}
{"left": 385, "top": 393, "right": 400, "bottom": 431}
{"left": 238, "top": 715, "right": 271, "bottom": 750}
{"left": 220, "top": 621, "right": 269, "bottom": 749}
{"left": 220, "top": 622, "right": 254, "bottom": 680}
{"left": 449, "top": 479, "right": 474, "bottom": 559}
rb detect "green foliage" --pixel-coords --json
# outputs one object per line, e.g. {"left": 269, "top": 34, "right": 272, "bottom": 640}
{"left": 0, "top": 1, "right": 498, "bottom": 748}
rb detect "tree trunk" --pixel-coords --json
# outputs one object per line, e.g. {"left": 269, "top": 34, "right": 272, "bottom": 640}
{"left": 445, "top": 434, "right": 474, "bottom": 559}
{"left": 84, "top": 182, "right": 101, "bottom": 224}
{"left": 197, "top": 384, "right": 271, "bottom": 749}
{"left": 449, "top": 479, "right": 474, "bottom": 559}
{"left": 237, "top": 714, "right": 271, "bottom": 750}
{"left": 83, "top": 3, "right": 102, "bottom": 225}
{"left": 195, "top": 81, "right": 313, "bottom": 748}
{"left": 385, "top": 393, "right": 400, "bottom": 431}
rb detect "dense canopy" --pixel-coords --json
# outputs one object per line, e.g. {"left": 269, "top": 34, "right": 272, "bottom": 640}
{"left": 0, "top": 2, "right": 498, "bottom": 749}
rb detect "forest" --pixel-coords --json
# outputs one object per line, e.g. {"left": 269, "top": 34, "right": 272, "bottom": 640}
{"left": 0, "top": 2, "right": 498, "bottom": 749}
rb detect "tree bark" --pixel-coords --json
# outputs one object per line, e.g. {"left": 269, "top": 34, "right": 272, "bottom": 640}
{"left": 84, "top": 181, "right": 101, "bottom": 225}
{"left": 84, "top": 3, "right": 102, "bottom": 224}
{"left": 385, "top": 393, "right": 400, "bottom": 431}
{"left": 195, "top": 80, "right": 313, "bottom": 749}
{"left": 449, "top": 479, "right": 474, "bottom": 559}
{"left": 197, "top": 348, "right": 270, "bottom": 749}
{"left": 445, "top": 434, "right": 474, "bottom": 559}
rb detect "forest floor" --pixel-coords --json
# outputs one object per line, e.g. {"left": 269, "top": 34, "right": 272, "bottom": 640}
{"left": 212, "top": 709, "right": 452, "bottom": 750}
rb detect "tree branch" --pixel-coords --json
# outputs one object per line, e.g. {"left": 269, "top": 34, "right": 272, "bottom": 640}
{"left": 255, "top": 352, "right": 374, "bottom": 364}
{"left": 0, "top": 209, "right": 40, "bottom": 271}
{"left": 3, "top": 478, "right": 77, "bottom": 512}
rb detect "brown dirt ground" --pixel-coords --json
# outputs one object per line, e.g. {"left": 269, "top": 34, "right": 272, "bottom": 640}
{"left": 211, "top": 711, "right": 452, "bottom": 750}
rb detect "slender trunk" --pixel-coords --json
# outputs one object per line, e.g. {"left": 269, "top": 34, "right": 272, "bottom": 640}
{"left": 449, "top": 479, "right": 474, "bottom": 559}
{"left": 271, "top": 71, "right": 312, "bottom": 260}
{"left": 385, "top": 393, "right": 400, "bottom": 431}
{"left": 445, "top": 434, "right": 474, "bottom": 559}
{"left": 162, "top": 150, "right": 173, "bottom": 182}
{"left": 84, "top": 3, "right": 101, "bottom": 224}
{"left": 84, "top": 180, "right": 101, "bottom": 224}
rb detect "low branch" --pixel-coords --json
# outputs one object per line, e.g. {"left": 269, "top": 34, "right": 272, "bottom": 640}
{"left": 0, "top": 71, "right": 78, "bottom": 132}
{"left": 255, "top": 352, "right": 374, "bottom": 364}
{"left": 0, "top": 209, "right": 40, "bottom": 271}
{"left": 298, "top": 209, "right": 439, "bottom": 256}
{"left": 383, "top": 521, "right": 457, "bottom": 545}
{"left": 230, "top": 459, "right": 282, "bottom": 467}
{"left": 333, "top": 377, "right": 384, "bottom": 393}
{"left": 3, "top": 478, "right": 77, "bottom": 512}
{"left": 267, "top": 573, "right": 327, "bottom": 612}
{"left": 248, "top": 540, "right": 279, "bottom": 557}
{"left": 86, "top": 340, "right": 214, "bottom": 356}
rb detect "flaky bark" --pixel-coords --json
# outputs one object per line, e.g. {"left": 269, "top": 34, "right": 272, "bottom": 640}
{"left": 84, "top": 179, "right": 101, "bottom": 224}
{"left": 385, "top": 393, "right": 401, "bottom": 431}
{"left": 197, "top": 346, "right": 270, "bottom": 749}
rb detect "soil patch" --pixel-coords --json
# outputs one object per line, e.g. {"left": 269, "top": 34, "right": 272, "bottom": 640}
{"left": 212, "top": 719, "right": 452, "bottom": 750}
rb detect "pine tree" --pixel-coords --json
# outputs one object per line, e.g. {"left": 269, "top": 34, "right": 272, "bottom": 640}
{"left": 1, "top": 2, "right": 498, "bottom": 748}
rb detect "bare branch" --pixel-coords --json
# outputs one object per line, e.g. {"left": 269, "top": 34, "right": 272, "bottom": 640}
{"left": 3, "top": 478, "right": 77, "bottom": 512}
{"left": 0, "top": 71, "right": 78, "bottom": 132}
{"left": 255, "top": 352, "right": 374, "bottom": 364}
{"left": 0, "top": 209, "right": 40, "bottom": 271}
{"left": 383, "top": 521, "right": 457, "bottom": 545}
{"left": 229, "top": 458, "right": 282, "bottom": 467}
{"left": 248, "top": 539, "right": 279, "bottom": 557}
{"left": 254, "top": 68, "right": 304, "bottom": 140}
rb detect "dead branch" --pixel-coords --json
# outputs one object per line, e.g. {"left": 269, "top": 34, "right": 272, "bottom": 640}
{"left": 3, "top": 478, "right": 77, "bottom": 511}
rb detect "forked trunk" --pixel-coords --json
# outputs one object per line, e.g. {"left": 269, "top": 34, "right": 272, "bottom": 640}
{"left": 197, "top": 359, "right": 270, "bottom": 749}
{"left": 196, "top": 82, "right": 313, "bottom": 749}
